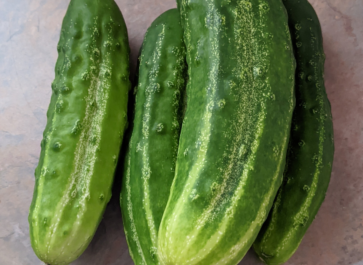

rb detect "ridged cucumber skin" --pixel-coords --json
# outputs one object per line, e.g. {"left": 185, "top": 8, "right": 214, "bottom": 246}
{"left": 157, "top": 0, "right": 296, "bottom": 264}
{"left": 120, "top": 9, "right": 186, "bottom": 265}
{"left": 253, "top": 0, "right": 334, "bottom": 264}
{"left": 28, "top": 0, "right": 130, "bottom": 264}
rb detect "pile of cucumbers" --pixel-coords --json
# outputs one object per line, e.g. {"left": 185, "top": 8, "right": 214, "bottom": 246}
{"left": 28, "top": 0, "right": 334, "bottom": 264}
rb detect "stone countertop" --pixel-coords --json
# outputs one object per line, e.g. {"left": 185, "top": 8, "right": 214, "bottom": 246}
{"left": 0, "top": 0, "right": 362, "bottom": 264}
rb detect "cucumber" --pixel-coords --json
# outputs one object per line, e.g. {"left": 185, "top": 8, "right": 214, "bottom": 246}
{"left": 28, "top": 0, "right": 130, "bottom": 264}
{"left": 157, "top": 0, "right": 296, "bottom": 264}
{"left": 120, "top": 9, "right": 186, "bottom": 265}
{"left": 253, "top": 0, "right": 334, "bottom": 264}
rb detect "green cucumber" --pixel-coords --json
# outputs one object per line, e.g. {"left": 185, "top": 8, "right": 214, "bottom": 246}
{"left": 28, "top": 0, "right": 130, "bottom": 264}
{"left": 253, "top": 0, "right": 334, "bottom": 264}
{"left": 120, "top": 9, "right": 186, "bottom": 265}
{"left": 157, "top": 0, "right": 296, "bottom": 264}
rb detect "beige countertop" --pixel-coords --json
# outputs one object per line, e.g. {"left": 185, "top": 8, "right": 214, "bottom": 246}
{"left": 1, "top": 0, "right": 362, "bottom": 264}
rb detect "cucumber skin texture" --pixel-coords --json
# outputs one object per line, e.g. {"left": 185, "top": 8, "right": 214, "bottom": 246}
{"left": 253, "top": 0, "right": 334, "bottom": 264}
{"left": 157, "top": 0, "right": 296, "bottom": 264}
{"left": 120, "top": 9, "right": 186, "bottom": 265}
{"left": 28, "top": 0, "right": 130, "bottom": 264}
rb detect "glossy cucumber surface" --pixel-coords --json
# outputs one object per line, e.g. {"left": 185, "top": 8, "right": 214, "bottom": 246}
{"left": 253, "top": 0, "right": 334, "bottom": 264}
{"left": 28, "top": 0, "right": 130, "bottom": 264}
{"left": 120, "top": 9, "right": 186, "bottom": 265}
{"left": 158, "top": 0, "right": 296, "bottom": 264}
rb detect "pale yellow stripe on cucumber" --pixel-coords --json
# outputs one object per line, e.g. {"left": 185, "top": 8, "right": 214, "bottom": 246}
{"left": 217, "top": 64, "right": 294, "bottom": 265}
{"left": 263, "top": 101, "right": 326, "bottom": 260}
{"left": 48, "top": 57, "right": 111, "bottom": 257}
{"left": 173, "top": 2, "right": 257, "bottom": 261}
{"left": 141, "top": 24, "right": 166, "bottom": 255}
{"left": 190, "top": 0, "right": 256, "bottom": 227}
{"left": 31, "top": 94, "right": 63, "bottom": 259}
{"left": 169, "top": 6, "right": 220, "bottom": 263}
{"left": 46, "top": 19, "right": 114, "bottom": 256}
{"left": 258, "top": 9, "right": 314, "bottom": 259}
{"left": 158, "top": 7, "right": 191, "bottom": 259}
{"left": 257, "top": 184, "right": 283, "bottom": 263}
{"left": 159, "top": 6, "right": 187, "bottom": 256}
{"left": 215, "top": 128, "right": 289, "bottom": 265}
{"left": 32, "top": 33, "right": 71, "bottom": 257}
{"left": 44, "top": 39, "right": 74, "bottom": 258}
{"left": 178, "top": 0, "right": 291, "bottom": 262}
{"left": 125, "top": 148, "right": 147, "bottom": 265}
{"left": 183, "top": 61, "right": 267, "bottom": 264}
{"left": 186, "top": 106, "right": 266, "bottom": 265}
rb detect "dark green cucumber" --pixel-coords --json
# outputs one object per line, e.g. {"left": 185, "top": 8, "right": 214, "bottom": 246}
{"left": 253, "top": 0, "right": 334, "bottom": 264}
{"left": 28, "top": 0, "right": 130, "bottom": 264}
{"left": 157, "top": 0, "right": 296, "bottom": 264}
{"left": 120, "top": 9, "right": 186, "bottom": 265}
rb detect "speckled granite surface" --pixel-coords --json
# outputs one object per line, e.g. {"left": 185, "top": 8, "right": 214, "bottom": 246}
{"left": 0, "top": 0, "right": 362, "bottom": 264}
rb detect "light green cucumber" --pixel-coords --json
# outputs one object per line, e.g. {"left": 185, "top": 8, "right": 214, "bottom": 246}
{"left": 253, "top": 0, "right": 334, "bottom": 264}
{"left": 28, "top": 0, "right": 130, "bottom": 264}
{"left": 157, "top": 0, "right": 296, "bottom": 264}
{"left": 120, "top": 9, "right": 186, "bottom": 265}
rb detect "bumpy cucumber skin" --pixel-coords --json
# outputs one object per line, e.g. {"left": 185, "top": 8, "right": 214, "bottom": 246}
{"left": 253, "top": 0, "right": 334, "bottom": 264}
{"left": 120, "top": 9, "right": 186, "bottom": 265}
{"left": 157, "top": 0, "right": 296, "bottom": 264}
{"left": 28, "top": 0, "right": 130, "bottom": 264}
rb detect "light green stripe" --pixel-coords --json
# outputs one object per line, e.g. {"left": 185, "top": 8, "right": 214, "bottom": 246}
{"left": 167, "top": 4, "right": 220, "bottom": 261}
{"left": 126, "top": 148, "right": 147, "bottom": 265}
{"left": 42, "top": 17, "right": 113, "bottom": 257}
{"left": 141, "top": 24, "right": 166, "bottom": 253}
